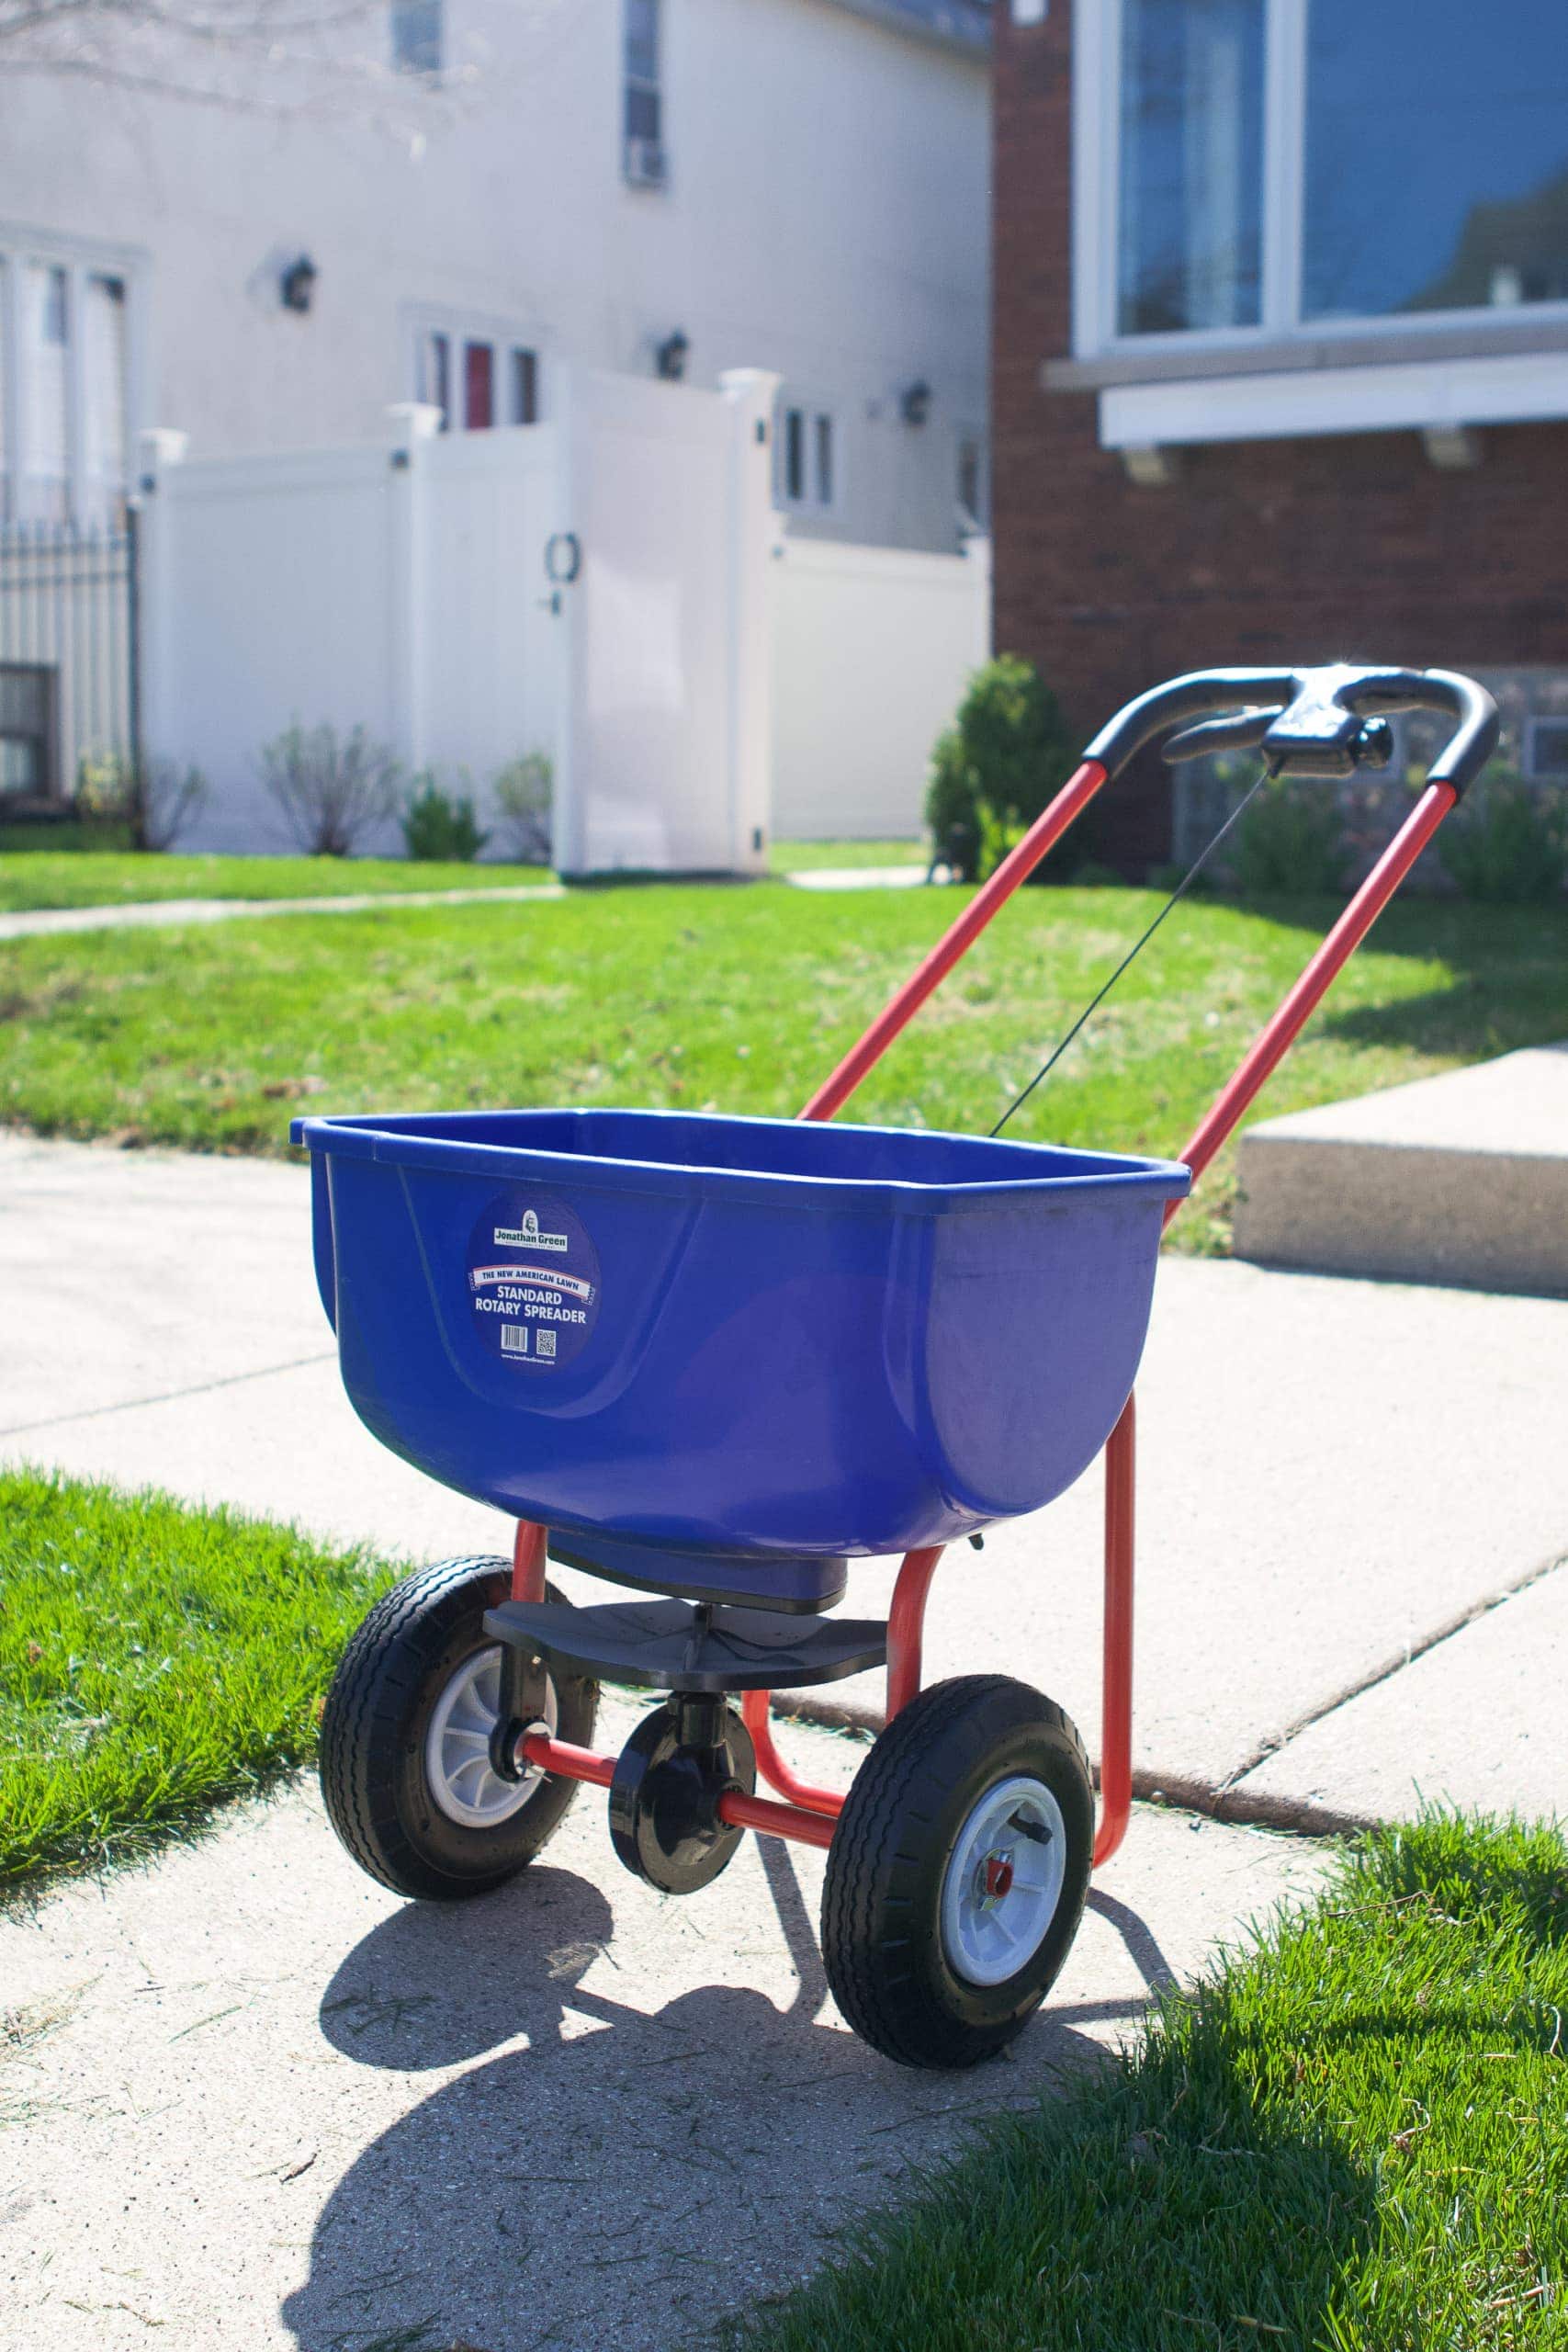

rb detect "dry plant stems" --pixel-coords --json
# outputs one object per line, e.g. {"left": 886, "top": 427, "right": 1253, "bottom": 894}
{"left": 492, "top": 751, "right": 553, "bottom": 865}
{"left": 75, "top": 752, "right": 209, "bottom": 853}
{"left": 260, "top": 721, "right": 401, "bottom": 857}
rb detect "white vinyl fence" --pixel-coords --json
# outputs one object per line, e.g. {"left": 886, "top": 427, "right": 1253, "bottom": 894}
{"left": 769, "top": 530, "right": 990, "bottom": 841}
{"left": 137, "top": 369, "right": 987, "bottom": 870}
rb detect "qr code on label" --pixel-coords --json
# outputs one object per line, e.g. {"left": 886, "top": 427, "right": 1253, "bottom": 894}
{"left": 500, "top": 1323, "right": 529, "bottom": 1356}
{"left": 535, "top": 1328, "right": 557, "bottom": 1360}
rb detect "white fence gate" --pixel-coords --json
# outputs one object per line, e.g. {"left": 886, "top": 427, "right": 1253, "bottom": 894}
{"left": 137, "top": 368, "right": 987, "bottom": 869}
{"left": 139, "top": 369, "right": 776, "bottom": 877}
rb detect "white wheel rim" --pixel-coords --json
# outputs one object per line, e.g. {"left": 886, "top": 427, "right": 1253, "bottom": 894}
{"left": 423, "top": 1645, "right": 557, "bottom": 1829}
{"left": 939, "top": 1773, "right": 1067, "bottom": 1988}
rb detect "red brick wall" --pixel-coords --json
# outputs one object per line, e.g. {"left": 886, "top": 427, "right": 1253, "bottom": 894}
{"left": 991, "top": 0, "right": 1568, "bottom": 869}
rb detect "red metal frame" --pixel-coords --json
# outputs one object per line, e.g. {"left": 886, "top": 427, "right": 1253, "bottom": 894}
{"left": 509, "top": 739, "right": 1461, "bottom": 1860}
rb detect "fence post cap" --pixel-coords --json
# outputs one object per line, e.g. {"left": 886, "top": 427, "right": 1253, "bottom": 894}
{"left": 139, "top": 428, "right": 189, "bottom": 475}
{"left": 385, "top": 401, "right": 443, "bottom": 444}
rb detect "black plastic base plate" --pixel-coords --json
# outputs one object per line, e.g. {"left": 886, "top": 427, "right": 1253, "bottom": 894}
{"left": 547, "top": 1530, "right": 849, "bottom": 1616}
{"left": 484, "top": 1596, "right": 887, "bottom": 1693}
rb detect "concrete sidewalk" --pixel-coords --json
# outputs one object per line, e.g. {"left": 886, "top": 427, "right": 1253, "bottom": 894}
{"left": 4, "top": 1130, "right": 1562, "bottom": 1827}
{"left": 0, "top": 1699, "right": 1321, "bottom": 2352}
{"left": 2, "top": 1130, "right": 1558, "bottom": 2351}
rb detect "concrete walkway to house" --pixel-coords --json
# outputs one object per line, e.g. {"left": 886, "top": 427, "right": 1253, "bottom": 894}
{"left": 0, "top": 866, "right": 923, "bottom": 942}
{"left": 0, "top": 881, "right": 566, "bottom": 943}
{"left": 1, "top": 1131, "right": 1562, "bottom": 2350}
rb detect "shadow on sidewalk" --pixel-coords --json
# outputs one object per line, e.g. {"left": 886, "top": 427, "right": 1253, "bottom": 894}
{"left": 279, "top": 1841, "right": 1163, "bottom": 2352}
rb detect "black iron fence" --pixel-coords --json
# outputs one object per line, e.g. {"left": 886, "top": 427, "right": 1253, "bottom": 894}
{"left": 0, "top": 515, "right": 138, "bottom": 813}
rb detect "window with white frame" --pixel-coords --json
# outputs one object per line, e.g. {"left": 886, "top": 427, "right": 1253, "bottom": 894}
{"left": 414, "top": 324, "right": 540, "bottom": 433}
{"left": 777, "top": 401, "right": 836, "bottom": 512}
{"left": 955, "top": 428, "right": 989, "bottom": 527}
{"left": 1527, "top": 717, "right": 1568, "bottom": 779}
{"left": 0, "top": 246, "right": 132, "bottom": 523}
{"left": 390, "top": 0, "right": 441, "bottom": 74}
{"left": 624, "top": 0, "right": 666, "bottom": 187}
{"left": 1091, "top": 0, "right": 1568, "bottom": 349}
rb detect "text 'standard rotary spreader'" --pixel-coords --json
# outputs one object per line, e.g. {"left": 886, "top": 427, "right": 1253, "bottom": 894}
{"left": 298, "top": 664, "right": 1499, "bottom": 2068}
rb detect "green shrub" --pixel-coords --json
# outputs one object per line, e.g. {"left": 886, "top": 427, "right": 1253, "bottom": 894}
{"left": 400, "top": 773, "right": 489, "bottom": 864}
{"left": 923, "top": 655, "right": 1082, "bottom": 884}
{"left": 1435, "top": 766, "right": 1568, "bottom": 904}
{"left": 1233, "top": 775, "right": 1346, "bottom": 896}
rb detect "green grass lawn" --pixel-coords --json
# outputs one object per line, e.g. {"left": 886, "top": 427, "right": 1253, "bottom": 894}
{"left": 0, "top": 848, "right": 550, "bottom": 913}
{"left": 733, "top": 1813, "right": 1568, "bottom": 2352}
{"left": 0, "top": 1468, "right": 392, "bottom": 1888}
{"left": 770, "top": 837, "right": 926, "bottom": 870}
{"left": 1, "top": 884, "right": 1563, "bottom": 1250}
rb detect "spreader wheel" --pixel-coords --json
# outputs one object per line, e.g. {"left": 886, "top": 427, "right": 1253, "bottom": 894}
{"left": 319, "top": 1555, "right": 598, "bottom": 1901}
{"left": 820, "top": 1675, "right": 1093, "bottom": 2069}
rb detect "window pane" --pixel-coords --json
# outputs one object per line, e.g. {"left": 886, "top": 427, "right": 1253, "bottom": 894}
{"left": 24, "top": 264, "right": 70, "bottom": 514}
{"left": 419, "top": 330, "right": 450, "bottom": 429}
{"left": 625, "top": 0, "right": 658, "bottom": 85}
{"left": 625, "top": 83, "right": 660, "bottom": 142}
{"left": 511, "top": 347, "right": 539, "bottom": 424}
{"left": 1117, "top": 0, "right": 1264, "bottom": 334}
{"left": 464, "top": 342, "right": 494, "bottom": 430}
{"left": 83, "top": 275, "right": 128, "bottom": 503}
{"left": 391, "top": 0, "right": 442, "bottom": 74}
{"left": 783, "top": 408, "right": 805, "bottom": 503}
{"left": 814, "top": 413, "right": 833, "bottom": 506}
{"left": 1304, "top": 0, "right": 1568, "bottom": 319}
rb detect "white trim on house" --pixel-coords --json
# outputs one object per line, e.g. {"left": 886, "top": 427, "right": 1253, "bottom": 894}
{"left": 1100, "top": 347, "right": 1568, "bottom": 453}
{"left": 1070, "top": 0, "right": 1568, "bottom": 450}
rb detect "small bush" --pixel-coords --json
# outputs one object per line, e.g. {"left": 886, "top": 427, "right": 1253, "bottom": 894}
{"left": 400, "top": 773, "right": 488, "bottom": 864}
{"left": 492, "top": 751, "right": 553, "bottom": 865}
{"left": 75, "top": 752, "right": 209, "bottom": 853}
{"left": 1233, "top": 775, "right": 1346, "bottom": 896}
{"left": 260, "top": 722, "right": 401, "bottom": 857}
{"left": 1436, "top": 766, "right": 1568, "bottom": 903}
{"left": 923, "top": 656, "right": 1082, "bottom": 884}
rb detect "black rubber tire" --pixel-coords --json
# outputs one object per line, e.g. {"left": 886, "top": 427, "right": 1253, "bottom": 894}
{"left": 820, "top": 1674, "right": 1094, "bottom": 2070}
{"left": 319, "top": 1555, "right": 598, "bottom": 1901}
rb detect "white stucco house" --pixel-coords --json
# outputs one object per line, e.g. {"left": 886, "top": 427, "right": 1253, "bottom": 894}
{"left": 0, "top": 0, "right": 992, "bottom": 551}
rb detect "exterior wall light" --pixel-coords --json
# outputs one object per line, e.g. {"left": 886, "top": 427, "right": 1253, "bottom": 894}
{"left": 899, "top": 379, "right": 932, "bottom": 427}
{"left": 656, "top": 329, "right": 690, "bottom": 381}
{"left": 280, "top": 255, "right": 319, "bottom": 314}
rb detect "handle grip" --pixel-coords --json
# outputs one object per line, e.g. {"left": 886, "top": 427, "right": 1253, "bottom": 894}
{"left": 1083, "top": 663, "right": 1499, "bottom": 798}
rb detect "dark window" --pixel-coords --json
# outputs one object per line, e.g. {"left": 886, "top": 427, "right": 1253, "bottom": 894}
{"left": 464, "top": 341, "right": 494, "bottom": 430}
{"left": 814, "top": 413, "right": 834, "bottom": 506}
{"left": 957, "top": 434, "right": 987, "bottom": 526}
{"left": 625, "top": 0, "right": 664, "bottom": 166}
{"left": 391, "top": 0, "right": 442, "bottom": 74}
{"left": 0, "top": 665, "right": 56, "bottom": 799}
{"left": 783, "top": 407, "right": 805, "bottom": 503}
{"left": 779, "top": 403, "right": 835, "bottom": 509}
{"left": 511, "top": 346, "right": 539, "bottom": 424}
{"left": 1528, "top": 717, "right": 1568, "bottom": 778}
{"left": 422, "top": 331, "right": 451, "bottom": 431}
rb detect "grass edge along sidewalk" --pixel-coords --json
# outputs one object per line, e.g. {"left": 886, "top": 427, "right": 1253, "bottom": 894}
{"left": 728, "top": 1811, "right": 1568, "bottom": 2352}
{"left": 0, "top": 839, "right": 918, "bottom": 913}
{"left": 0, "top": 1464, "right": 395, "bottom": 1892}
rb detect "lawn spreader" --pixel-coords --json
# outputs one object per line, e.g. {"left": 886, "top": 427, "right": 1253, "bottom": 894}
{"left": 296, "top": 662, "right": 1497, "bottom": 2069}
